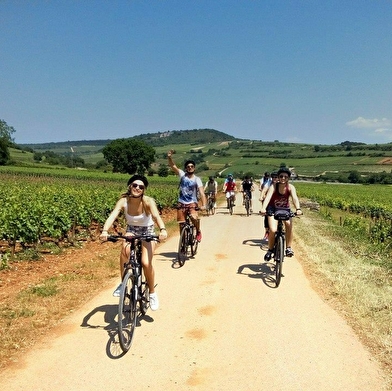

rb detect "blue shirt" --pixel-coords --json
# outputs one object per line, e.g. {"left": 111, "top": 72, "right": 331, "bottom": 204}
{"left": 178, "top": 169, "right": 203, "bottom": 204}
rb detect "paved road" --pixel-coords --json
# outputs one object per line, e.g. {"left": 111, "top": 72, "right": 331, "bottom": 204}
{"left": 0, "top": 199, "right": 388, "bottom": 390}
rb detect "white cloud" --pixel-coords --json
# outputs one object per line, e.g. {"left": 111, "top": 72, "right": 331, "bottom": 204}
{"left": 346, "top": 117, "right": 391, "bottom": 129}
{"left": 375, "top": 128, "right": 391, "bottom": 134}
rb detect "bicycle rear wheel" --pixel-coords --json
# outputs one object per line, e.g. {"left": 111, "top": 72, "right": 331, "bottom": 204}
{"left": 245, "top": 198, "right": 250, "bottom": 216}
{"left": 177, "top": 227, "right": 189, "bottom": 266}
{"left": 190, "top": 225, "right": 198, "bottom": 256}
{"left": 229, "top": 197, "right": 234, "bottom": 215}
{"left": 118, "top": 271, "right": 137, "bottom": 352}
{"left": 274, "top": 235, "right": 284, "bottom": 287}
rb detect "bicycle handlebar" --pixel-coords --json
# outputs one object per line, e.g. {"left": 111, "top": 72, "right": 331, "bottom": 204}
{"left": 107, "top": 234, "right": 160, "bottom": 243}
{"left": 175, "top": 204, "right": 200, "bottom": 211}
{"left": 265, "top": 210, "right": 298, "bottom": 220}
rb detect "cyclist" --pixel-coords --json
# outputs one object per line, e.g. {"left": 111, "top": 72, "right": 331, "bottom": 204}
{"left": 204, "top": 176, "right": 218, "bottom": 208}
{"left": 240, "top": 175, "right": 255, "bottom": 213}
{"left": 259, "top": 171, "right": 279, "bottom": 239}
{"left": 259, "top": 171, "right": 271, "bottom": 194}
{"left": 100, "top": 175, "right": 168, "bottom": 310}
{"left": 222, "top": 174, "right": 237, "bottom": 209}
{"left": 260, "top": 167, "right": 303, "bottom": 261}
{"left": 167, "top": 150, "right": 207, "bottom": 242}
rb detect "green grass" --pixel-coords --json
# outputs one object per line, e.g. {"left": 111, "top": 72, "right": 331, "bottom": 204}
{"left": 11, "top": 134, "right": 392, "bottom": 180}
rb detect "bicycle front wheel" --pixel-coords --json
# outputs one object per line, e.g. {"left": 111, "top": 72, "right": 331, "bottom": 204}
{"left": 245, "top": 199, "right": 250, "bottom": 216}
{"left": 177, "top": 227, "right": 189, "bottom": 266}
{"left": 274, "top": 235, "right": 284, "bottom": 287}
{"left": 118, "top": 271, "right": 137, "bottom": 352}
{"left": 229, "top": 198, "right": 234, "bottom": 215}
{"left": 190, "top": 225, "right": 198, "bottom": 256}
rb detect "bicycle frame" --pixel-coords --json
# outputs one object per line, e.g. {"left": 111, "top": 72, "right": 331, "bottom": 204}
{"left": 107, "top": 234, "right": 159, "bottom": 352}
{"left": 226, "top": 192, "right": 235, "bottom": 215}
{"left": 206, "top": 192, "right": 215, "bottom": 216}
{"left": 268, "top": 210, "right": 295, "bottom": 287}
{"left": 177, "top": 205, "right": 199, "bottom": 266}
{"left": 243, "top": 191, "right": 251, "bottom": 216}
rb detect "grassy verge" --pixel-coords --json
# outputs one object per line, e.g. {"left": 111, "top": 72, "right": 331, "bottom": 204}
{"left": 294, "top": 210, "right": 392, "bottom": 385}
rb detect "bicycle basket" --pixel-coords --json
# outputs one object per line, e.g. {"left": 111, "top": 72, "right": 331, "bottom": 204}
{"left": 274, "top": 209, "right": 291, "bottom": 221}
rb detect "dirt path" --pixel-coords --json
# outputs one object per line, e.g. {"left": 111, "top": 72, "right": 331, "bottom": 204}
{"left": 0, "top": 198, "right": 389, "bottom": 390}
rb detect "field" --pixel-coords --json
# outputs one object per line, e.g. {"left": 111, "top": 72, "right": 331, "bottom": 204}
{"left": 13, "top": 133, "right": 392, "bottom": 180}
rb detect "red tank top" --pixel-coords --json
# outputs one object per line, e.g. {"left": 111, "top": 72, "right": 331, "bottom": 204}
{"left": 269, "top": 184, "right": 290, "bottom": 209}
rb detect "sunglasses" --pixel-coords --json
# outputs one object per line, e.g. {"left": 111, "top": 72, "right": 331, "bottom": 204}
{"left": 131, "top": 183, "right": 145, "bottom": 190}
{"left": 279, "top": 175, "right": 289, "bottom": 179}
{"left": 271, "top": 175, "right": 278, "bottom": 178}
{"left": 186, "top": 164, "right": 194, "bottom": 168}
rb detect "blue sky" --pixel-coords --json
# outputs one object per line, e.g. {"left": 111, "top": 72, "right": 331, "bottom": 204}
{"left": 1, "top": 0, "right": 392, "bottom": 145}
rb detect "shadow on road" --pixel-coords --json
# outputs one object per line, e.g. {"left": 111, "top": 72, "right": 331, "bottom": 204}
{"left": 80, "top": 303, "right": 155, "bottom": 359}
{"left": 237, "top": 263, "right": 281, "bottom": 288}
{"left": 156, "top": 251, "right": 196, "bottom": 269}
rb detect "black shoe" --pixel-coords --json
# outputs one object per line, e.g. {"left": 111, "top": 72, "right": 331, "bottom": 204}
{"left": 264, "top": 250, "right": 273, "bottom": 261}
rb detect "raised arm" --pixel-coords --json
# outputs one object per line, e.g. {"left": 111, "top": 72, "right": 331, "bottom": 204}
{"left": 167, "top": 150, "right": 180, "bottom": 175}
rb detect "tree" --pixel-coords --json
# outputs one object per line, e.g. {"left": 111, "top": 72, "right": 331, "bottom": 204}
{"left": 348, "top": 170, "right": 361, "bottom": 184}
{"left": 0, "top": 119, "right": 16, "bottom": 144}
{"left": 0, "top": 119, "right": 16, "bottom": 165}
{"left": 0, "top": 139, "right": 10, "bottom": 165}
{"left": 157, "top": 164, "right": 169, "bottom": 177}
{"left": 102, "top": 138, "right": 156, "bottom": 174}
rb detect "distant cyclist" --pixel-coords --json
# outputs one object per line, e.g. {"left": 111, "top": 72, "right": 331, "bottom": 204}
{"left": 222, "top": 174, "right": 237, "bottom": 209}
{"left": 259, "top": 171, "right": 271, "bottom": 194}
{"left": 240, "top": 176, "right": 255, "bottom": 213}
{"left": 259, "top": 171, "right": 278, "bottom": 240}
{"left": 260, "top": 167, "right": 302, "bottom": 261}
{"left": 204, "top": 176, "right": 218, "bottom": 208}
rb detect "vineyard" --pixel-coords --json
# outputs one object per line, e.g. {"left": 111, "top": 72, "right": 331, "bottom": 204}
{"left": 2, "top": 169, "right": 392, "bottom": 266}
{"left": 0, "top": 171, "right": 178, "bottom": 259}
{"left": 295, "top": 182, "right": 392, "bottom": 256}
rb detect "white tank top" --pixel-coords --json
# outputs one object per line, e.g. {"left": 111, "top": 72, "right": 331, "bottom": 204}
{"left": 123, "top": 199, "right": 153, "bottom": 226}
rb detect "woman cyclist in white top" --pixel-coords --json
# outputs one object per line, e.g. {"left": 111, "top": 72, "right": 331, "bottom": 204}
{"left": 100, "top": 175, "right": 167, "bottom": 310}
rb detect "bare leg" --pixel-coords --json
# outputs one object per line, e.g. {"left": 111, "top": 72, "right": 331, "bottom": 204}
{"left": 284, "top": 220, "right": 293, "bottom": 248}
{"left": 267, "top": 216, "right": 277, "bottom": 250}
{"left": 119, "top": 242, "right": 130, "bottom": 278}
{"left": 141, "top": 241, "right": 156, "bottom": 293}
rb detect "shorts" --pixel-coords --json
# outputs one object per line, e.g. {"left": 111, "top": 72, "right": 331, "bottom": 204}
{"left": 126, "top": 224, "right": 155, "bottom": 236}
{"left": 177, "top": 202, "right": 198, "bottom": 223}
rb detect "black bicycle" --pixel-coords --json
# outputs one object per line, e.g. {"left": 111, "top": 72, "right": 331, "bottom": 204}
{"left": 267, "top": 210, "right": 296, "bottom": 287}
{"left": 177, "top": 205, "right": 199, "bottom": 266}
{"left": 243, "top": 191, "right": 251, "bottom": 216}
{"left": 107, "top": 234, "right": 159, "bottom": 352}
{"left": 226, "top": 192, "right": 235, "bottom": 215}
{"left": 206, "top": 192, "right": 216, "bottom": 216}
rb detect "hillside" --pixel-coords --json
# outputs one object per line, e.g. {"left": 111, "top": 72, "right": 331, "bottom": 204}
{"left": 11, "top": 129, "right": 392, "bottom": 181}
{"left": 19, "top": 128, "right": 235, "bottom": 151}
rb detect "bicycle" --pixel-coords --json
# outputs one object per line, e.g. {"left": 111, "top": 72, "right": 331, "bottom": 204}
{"left": 206, "top": 192, "right": 216, "bottom": 216}
{"left": 177, "top": 205, "right": 199, "bottom": 266}
{"left": 243, "top": 191, "right": 251, "bottom": 216}
{"left": 107, "top": 233, "right": 159, "bottom": 352}
{"left": 226, "top": 192, "right": 235, "bottom": 215}
{"left": 266, "top": 209, "right": 296, "bottom": 287}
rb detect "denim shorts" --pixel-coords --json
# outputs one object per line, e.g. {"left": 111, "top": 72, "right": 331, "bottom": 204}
{"left": 126, "top": 224, "right": 155, "bottom": 236}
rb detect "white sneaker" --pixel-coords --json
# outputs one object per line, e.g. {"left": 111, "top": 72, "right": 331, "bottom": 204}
{"left": 112, "top": 283, "right": 122, "bottom": 297}
{"left": 149, "top": 292, "right": 159, "bottom": 311}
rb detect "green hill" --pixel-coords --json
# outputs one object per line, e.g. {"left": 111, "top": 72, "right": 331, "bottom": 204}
{"left": 11, "top": 129, "right": 392, "bottom": 181}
